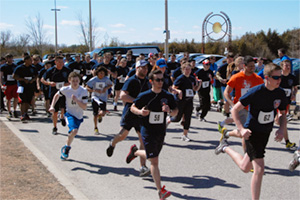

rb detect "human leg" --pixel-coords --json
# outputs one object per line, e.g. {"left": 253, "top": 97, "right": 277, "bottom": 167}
{"left": 251, "top": 158, "right": 264, "bottom": 200}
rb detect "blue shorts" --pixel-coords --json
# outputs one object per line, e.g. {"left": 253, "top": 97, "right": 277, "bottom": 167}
{"left": 65, "top": 112, "right": 83, "bottom": 133}
{"left": 120, "top": 108, "right": 141, "bottom": 132}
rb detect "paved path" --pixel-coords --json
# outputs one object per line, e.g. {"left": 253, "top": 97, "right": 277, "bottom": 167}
{"left": 1, "top": 98, "right": 299, "bottom": 200}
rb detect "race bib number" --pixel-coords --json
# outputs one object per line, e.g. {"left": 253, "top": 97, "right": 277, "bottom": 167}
{"left": 202, "top": 81, "right": 209, "bottom": 88}
{"left": 17, "top": 86, "right": 24, "bottom": 93}
{"left": 95, "top": 82, "right": 105, "bottom": 90}
{"left": 68, "top": 98, "right": 77, "bottom": 107}
{"left": 258, "top": 111, "right": 274, "bottom": 124}
{"left": 24, "top": 77, "right": 32, "bottom": 80}
{"left": 7, "top": 75, "right": 14, "bottom": 81}
{"left": 56, "top": 82, "right": 64, "bottom": 90}
{"left": 283, "top": 88, "right": 291, "bottom": 97}
{"left": 86, "top": 70, "right": 92, "bottom": 75}
{"left": 186, "top": 89, "right": 194, "bottom": 97}
{"left": 119, "top": 76, "right": 126, "bottom": 83}
{"left": 73, "top": 69, "right": 81, "bottom": 74}
{"left": 241, "top": 88, "right": 250, "bottom": 97}
{"left": 149, "top": 112, "right": 164, "bottom": 124}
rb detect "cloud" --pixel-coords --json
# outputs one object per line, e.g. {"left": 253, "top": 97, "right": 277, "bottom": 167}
{"left": 43, "top": 24, "right": 55, "bottom": 29}
{"left": 57, "top": 6, "right": 68, "bottom": 9}
{"left": 95, "top": 27, "right": 107, "bottom": 32}
{"left": 233, "top": 26, "right": 243, "bottom": 31}
{"left": 60, "top": 20, "right": 80, "bottom": 26}
{"left": 0, "top": 22, "right": 14, "bottom": 29}
{"left": 110, "top": 23, "right": 126, "bottom": 28}
{"left": 111, "top": 30, "right": 128, "bottom": 34}
{"left": 193, "top": 25, "right": 201, "bottom": 29}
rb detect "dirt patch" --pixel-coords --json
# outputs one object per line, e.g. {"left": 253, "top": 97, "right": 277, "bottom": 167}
{"left": 0, "top": 120, "right": 74, "bottom": 200}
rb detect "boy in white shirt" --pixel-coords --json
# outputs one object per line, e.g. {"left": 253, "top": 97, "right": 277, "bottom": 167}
{"left": 49, "top": 72, "right": 88, "bottom": 160}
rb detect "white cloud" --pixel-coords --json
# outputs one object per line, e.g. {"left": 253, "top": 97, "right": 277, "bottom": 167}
{"left": 0, "top": 22, "right": 13, "bottom": 29}
{"left": 43, "top": 24, "right": 55, "bottom": 29}
{"left": 95, "top": 27, "right": 107, "bottom": 32}
{"left": 60, "top": 20, "right": 80, "bottom": 26}
{"left": 110, "top": 23, "right": 126, "bottom": 28}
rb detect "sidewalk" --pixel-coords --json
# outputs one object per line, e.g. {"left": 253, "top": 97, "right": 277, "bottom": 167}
{"left": 0, "top": 119, "right": 74, "bottom": 200}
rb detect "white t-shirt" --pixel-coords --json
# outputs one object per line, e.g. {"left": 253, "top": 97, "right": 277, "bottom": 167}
{"left": 59, "top": 85, "right": 88, "bottom": 119}
{"left": 86, "top": 76, "right": 112, "bottom": 102}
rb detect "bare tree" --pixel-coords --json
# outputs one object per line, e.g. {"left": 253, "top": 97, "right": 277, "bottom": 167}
{"left": 0, "top": 30, "right": 12, "bottom": 49}
{"left": 25, "top": 13, "right": 48, "bottom": 55}
{"left": 77, "top": 12, "right": 98, "bottom": 50}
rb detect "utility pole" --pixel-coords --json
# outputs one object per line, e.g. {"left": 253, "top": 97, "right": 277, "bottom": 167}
{"left": 51, "top": 0, "right": 60, "bottom": 52}
{"left": 164, "top": 0, "right": 169, "bottom": 59}
{"left": 89, "top": 0, "right": 93, "bottom": 52}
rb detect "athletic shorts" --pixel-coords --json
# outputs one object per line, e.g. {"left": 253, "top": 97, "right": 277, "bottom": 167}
{"left": 92, "top": 98, "right": 107, "bottom": 116}
{"left": 120, "top": 109, "right": 141, "bottom": 132}
{"left": 246, "top": 131, "right": 271, "bottom": 161}
{"left": 142, "top": 130, "right": 165, "bottom": 159}
{"left": 114, "top": 83, "right": 124, "bottom": 91}
{"left": 42, "top": 87, "right": 50, "bottom": 100}
{"left": 51, "top": 95, "right": 66, "bottom": 113}
{"left": 18, "top": 86, "right": 34, "bottom": 104}
{"left": 65, "top": 112, "right": 83, "bottom": 133}
{"left": 4, "top": 84, "right": 18, "bottom": 100}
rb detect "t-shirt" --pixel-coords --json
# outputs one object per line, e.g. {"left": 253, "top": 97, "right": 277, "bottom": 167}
{"left": 171, "top": 67, "right": 182, "bottom": 80}
{"left": 115, "top": 66, "right": 130, "bottom": 85}
{"left": 240, "top": 84, "right": 287, "bottom": 133}
{"left": 173, "top": 74, "right": 196, "bottom": 101}
{"left": 167, "top": 61, "right": 180, "bottom": 75}
{"left": 195, "top": 68, "right": 214, "bottom": 93}
{"left": 59, "top": 85, "right": 88, "bottom": 120}
{"left": 134, "top": 89, "right": 177, "bottom": 136}
{"left": 0, "top": 63, "right": 17, "bottom": 85}
{"left": 43, "top": 66, "right": 71, "bottom": 96}
{"left": 280, "top": 73, "right": 297, "bottom": 104}
{"left": 67, "top": 61, "right": 84, "bottom": 75}
{"left": 227, "top": 71, "right": 264, "bottom": 104}
{"left": 86, "top": 76, "right": 112, "bottom": 102}
{"left": 126, "top": 68, "right": 136, "bottom": 78}
{"left": 217, "top": 63, "right": 228, "bottom": 87}
{"left": 162, "top": 73, "right": 172, "bottom": 91}
{"left": 13, "top": 64, "right": 38, "bottom": 87}
{"left": 33, "top": 63, "right": 43, "bottom": 72}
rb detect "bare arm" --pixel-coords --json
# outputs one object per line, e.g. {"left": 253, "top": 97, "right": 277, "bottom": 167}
{"left": 231, "top": 101, "right": 251, "bottom": 140}
{"left": 130, "top": 103, "right": 150, "bottom": 116}
{"left": 120, "top": 90, "right": 135, "bottom": 103}
{"left": 275, "top": 110, "right": 286, "bottom": 142}
{"left": 224, "top": 85, "right": 234, "bottom": 107}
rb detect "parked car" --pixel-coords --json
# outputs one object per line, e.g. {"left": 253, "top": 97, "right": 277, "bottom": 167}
{"left": 194, "top": 54, "right": 226, "bottom": 69}
{"left": 174, "top": 53, "right": 204, "bottom": 62}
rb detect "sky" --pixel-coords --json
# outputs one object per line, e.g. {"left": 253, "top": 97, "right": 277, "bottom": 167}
{"left": 0, "top": 0, "right": 299, "bottom": 48}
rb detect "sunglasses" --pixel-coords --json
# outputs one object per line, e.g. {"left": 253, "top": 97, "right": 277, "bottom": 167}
{"left": 270, "top": 76, "right": 281, "bottom": 80}
{"left": 154, "top": 78, "right": 164, "bottom": 82}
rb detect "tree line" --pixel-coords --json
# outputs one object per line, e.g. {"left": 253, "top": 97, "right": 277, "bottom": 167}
{"left": 1, "top": 27, "right": 299, "bottom": 60}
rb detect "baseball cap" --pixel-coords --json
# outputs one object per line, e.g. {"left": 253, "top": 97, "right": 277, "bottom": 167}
{"left": 148, "top": 53, "right": 154, "bottom": 58}
{"left": 203, "top": 59, "right": 210, "bottom": 65}
{"left": 156, "top": 59, "right": 167, "bottom": 68}
{"left": 136, "top": 60, "right": 148, "bottom": 68}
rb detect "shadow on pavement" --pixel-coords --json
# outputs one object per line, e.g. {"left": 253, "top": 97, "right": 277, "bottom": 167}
{"left": 264, "top": 166, "right": 300, "bottom": 177}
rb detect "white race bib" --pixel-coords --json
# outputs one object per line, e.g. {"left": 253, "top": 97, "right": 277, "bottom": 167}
{"left": 186, "top": 89, "right": 194, "bottom": 97}
{"left": 95, "top": 82, "right": 105, "bottom": 90}
{"left": 258, "top": 111, "right": 274, "bottom": 124}
{"left": 7, "top": 75, "right": 14, "bottom": 81}
{"left": 73, "top": 69, "right": 81, "bottom": 74}
{"left": 24, "top": 77, "right": 32, "bottom": 80}
{"left": 202, "top": 81, "right": 209, "bottom": 88}
{"left": 86, "top": 70, "right": 92, "bottom": 75}
{"left": 241, "top": 88, "right": 250, "bottom": 97}
{"left": 17, "top": 86, "right": 24, "bottom": 93}
{"left": 149, "top": 112, "right": 164, "bottom": 124}
{"left": 56, "top": 82, "right": 64, "bottom": 90}
{"left": 283, "top": 88, "right": 291, "bottom": 97}
{"left": 68, "top": 98, "right": 77, "bottom": 107}
{"left": 119, "top": 76, "right": 126, "bottom": 83}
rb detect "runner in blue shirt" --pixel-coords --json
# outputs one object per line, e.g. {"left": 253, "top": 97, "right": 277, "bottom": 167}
{"left": 126, "top": 69, "right": 178, "bottom": 200}
{"left": 215, "top": 63, "right": 288, "bottom": 200}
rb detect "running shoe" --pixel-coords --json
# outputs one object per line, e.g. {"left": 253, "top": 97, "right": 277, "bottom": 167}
{"left": 220, "top": 127, "right": 229, "bottom": 141}
{"left": 181, "top": 135, "right": 190, "bottom": 142}
{"left": 215, "top": 138, "right": 229, "bottom": 155}
{"left": 13, "top": 111, "right": 18, "bottom": 118}
{"left": 20, "top": 115, "right": 26, "bottom": 122}
{"left": 98, "top": 115, "right": 102, "bottom": 123}
{"left": 106, "top": 142, "right": 115, "bottom": 157}
{"left": 286, "top": 142, "right": 297, "bottom": 151}
{"left": 6, "top": 111, "right": 13, "bottom": 120}
{"left": 61, "top": 145, "right": 71, "bottom": 160}
{"left": 114, "top": 105, "right": 118, "bottom": 111}
{"left": 126, "top": 144, "right": 138, "bottom": 164}
{"left": 52, "top": 127, "right": 58, "bottom": 135}
{"left": 217, "top": 121, "right": 223, "bottom": 133}
{"left": 195, "top": 111, "right": 200, "bottom": 117}
{"left": 60, "top": 118, "right": 66, "bottom": 126}
{"left": 288, "top": 150, "right": 300, "bottom": 172}
{"left": 24, "top": 113, "right": 31, "bottom": 120}
{"left": 94, "top": 128, "right": 100, "bottom": 135}
{"left": 159, "top": 185, "right": 171, "bottom": 200}
{"left": 199, "top": 117, "right": 206, "bottom": 122}
{"left": 139, "top": 166, "right": 151, "bottom": 177}
{"left": 286, "top": 114, "right": 293, "bottom": 122}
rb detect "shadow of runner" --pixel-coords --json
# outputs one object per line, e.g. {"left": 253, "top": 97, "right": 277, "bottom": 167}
{"left": 68, "top": 159, "right": 139, "bottom": 177}
{"left": 264, "top": 166, "right": 300, "bottom": 177}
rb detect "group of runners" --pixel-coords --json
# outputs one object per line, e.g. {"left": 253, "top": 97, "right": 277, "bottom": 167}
{"left": 0, "top": 49, "right": 299, "bottom": 200}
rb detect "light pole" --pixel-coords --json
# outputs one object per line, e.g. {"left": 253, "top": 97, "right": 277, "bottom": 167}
{"left": 51, "top": 0, "right": 60, "bottom": 52}
{"left": 89, "top": 0, "right": 93, "bottom": 52}
{"left": 164, "top": 0, "right": 169, "bottom": 58}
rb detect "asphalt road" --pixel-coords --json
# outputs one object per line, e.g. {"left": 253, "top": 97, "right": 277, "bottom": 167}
{"left": 1, "top": 97, "right": 299, "bottom": 200}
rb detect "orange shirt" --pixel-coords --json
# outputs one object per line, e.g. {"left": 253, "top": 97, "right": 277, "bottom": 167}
{"left": 227, "top": 71, "right": 264, "bottom": 104}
